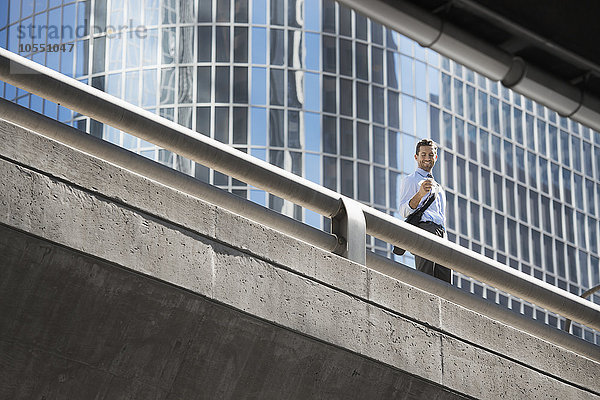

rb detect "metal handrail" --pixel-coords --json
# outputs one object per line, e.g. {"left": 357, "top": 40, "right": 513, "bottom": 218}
{"left": 565, "top": 284, "right": 600, "bottom": 334}
{"left": 1, "top": 48, "right": 599, "bottom": 333}
{"left": 2, "top": 101, "right": 599, "bottom": 362}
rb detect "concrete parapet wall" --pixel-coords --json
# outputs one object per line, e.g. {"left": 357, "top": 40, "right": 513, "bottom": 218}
{"left": 0, "top": 119, "right": 598, "bottom": 399}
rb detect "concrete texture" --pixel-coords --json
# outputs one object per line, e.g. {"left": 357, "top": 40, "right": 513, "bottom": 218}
{"left": 0, "top": 226, "right": 464, "bottom": 400}
{"left": 0, "top": 118, "right": 599, "bottom": 399}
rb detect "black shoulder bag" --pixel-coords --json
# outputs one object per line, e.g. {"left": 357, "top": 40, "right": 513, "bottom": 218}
{"left": 393, "top": 192, "right": 436, "bottom": 255}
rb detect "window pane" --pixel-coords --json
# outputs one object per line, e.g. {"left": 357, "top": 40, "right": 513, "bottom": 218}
{"left": 340, "top": 78, "right": 353, "bottom": 116}
{"left": 270, "top": 68, "right": 284, "bottom": 106}
{"left": 197, "top": 27, "right": 212, "bottom": 62}
{"left": 215, "top": 26, "right": 230, "bottom": 62}
{"left": 269, "top": 109, "right": 284, "bottom": 147}
{"left": 233, "top": 67, "right": 248, "bottom": 102}
{"left": 270, "top": 29, "right": 284, "bottom": 65}
{"left": 234, "top": 27, "right": 248, "bottom": 62}
{"left": 322, "top": 35, "right": 336, "bottom": 73}
{"left": 339, "top": 38, "right": 353, "bottom": 76}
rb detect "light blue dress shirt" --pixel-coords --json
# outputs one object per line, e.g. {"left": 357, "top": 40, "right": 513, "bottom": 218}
{"left": 398, "top": 167, "right": 446, "bottom": 230}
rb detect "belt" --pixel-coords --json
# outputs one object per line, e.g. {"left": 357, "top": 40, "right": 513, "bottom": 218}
{"left": 418, "top": 220, "right": 445, "bottom": 232}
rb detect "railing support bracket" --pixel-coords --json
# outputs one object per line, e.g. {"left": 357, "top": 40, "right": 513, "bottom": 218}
{"left": 332, "top": 197, "right": 366, "bottom": 265}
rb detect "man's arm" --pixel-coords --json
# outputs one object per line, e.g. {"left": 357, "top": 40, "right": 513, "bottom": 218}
{"left": 407, "top": 179, "right": 434, "bottom": 209}
{"left": 399, "top": 176, "right": 433, "bottom": 218}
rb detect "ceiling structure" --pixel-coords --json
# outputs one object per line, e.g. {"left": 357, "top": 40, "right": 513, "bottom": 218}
{"left": 339, "top": 0, "right": 600, "bottom": 132}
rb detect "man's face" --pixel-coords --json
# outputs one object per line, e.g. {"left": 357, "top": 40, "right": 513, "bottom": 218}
{"left": 415, "top": 145, "right": 437, "bottom": 172}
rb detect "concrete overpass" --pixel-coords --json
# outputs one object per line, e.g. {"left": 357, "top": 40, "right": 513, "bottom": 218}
{"left": 1, "top": 108, "right": 599, "bottom": 398}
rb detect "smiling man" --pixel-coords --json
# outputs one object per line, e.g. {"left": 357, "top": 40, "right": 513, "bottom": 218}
{"left": 396, "top": 139, "right": 451, "bottom": 283}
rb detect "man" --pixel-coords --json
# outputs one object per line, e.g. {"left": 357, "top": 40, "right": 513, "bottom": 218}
{"left": 397, "top": 139, "right": 451, "bottom": 284}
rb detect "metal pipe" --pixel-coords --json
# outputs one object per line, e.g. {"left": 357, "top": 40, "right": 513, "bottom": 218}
{"left": 366, "top": 252, "right": 600, "bottom": 363}
{"left": 0, "top": 49, "right": 343, "bottom": 219}
{"left": 0, "top": 48, "right": 599, "bottom": 332}
{"left": 0, "top": 98, "right": 340, "bottom": 254}
{"left": 453, "top": 0, "right": 600, "bottom": 79}
{"left": 336, "top": 0, "right": 600, "bottom": 134}
{"left": 565, "top": 284, "right": 600, "bottom": 334}
{"left": 360, "top": 206, "right": 600, "bottom": 332}
{"left": 3, "top": 99, "right": 596, "bottom": 361}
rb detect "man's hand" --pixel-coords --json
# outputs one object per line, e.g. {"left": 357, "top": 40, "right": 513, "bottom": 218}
{"left": 418, "top": 178, "right": 435, "bottom": 196}
{"left": 409, "top": 179, "right": 436, "bottom": 209}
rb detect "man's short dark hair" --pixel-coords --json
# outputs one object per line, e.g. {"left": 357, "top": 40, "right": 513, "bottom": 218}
{"left": 415, "top": 139, "right": 438, "bottom": 155}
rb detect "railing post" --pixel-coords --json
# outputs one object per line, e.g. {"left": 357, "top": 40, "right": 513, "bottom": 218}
{"left": 332, "top": 197, "right": 366, "bottom": 265}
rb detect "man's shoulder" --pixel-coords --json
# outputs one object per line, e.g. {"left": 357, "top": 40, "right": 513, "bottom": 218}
{"left": 402, "top": 170, "right": 420, "bottom": 182}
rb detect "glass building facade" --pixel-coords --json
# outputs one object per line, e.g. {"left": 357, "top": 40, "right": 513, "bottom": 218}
{"left": 1, "top": 0, "right": 599, "bottom": 344}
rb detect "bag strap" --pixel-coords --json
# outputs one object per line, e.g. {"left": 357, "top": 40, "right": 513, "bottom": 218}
{"left": 407, "top": 191, "right": 436, "bottom": 219}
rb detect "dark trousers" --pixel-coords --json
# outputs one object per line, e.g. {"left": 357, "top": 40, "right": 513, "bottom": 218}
{"left": 414, "top": 221, "right": 452, "bottom": 284}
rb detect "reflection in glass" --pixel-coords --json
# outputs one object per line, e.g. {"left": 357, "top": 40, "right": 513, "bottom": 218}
{"left": 288, "top": 110, "right": 300, "bottom": 148}
{"left": 401, "top": 95, "right": 414, "bottom": 134}
{"left": 357, "top": 122, "right": 369, "bottom": 161}
{"left": 160, "top": 67, "right": 175, "bottom": 104}
{"left": 479, "top": 90, "right": 488, "bottom": 128}
{"left": 215, "top": 106, "right": 229, "bottom": 143}
{"left": 322, "top": 0, "right": 335, "bottom": 33}
{"left": 162, "top": 27, "right": 176, "bottom": 64}
{"left": 305, "top": 0, "right": 320, "bottom": 31}
{"left": 178, "top": 0, "right": 194, "bottom": 23}
{"left": 323, "top": 75, "right": 336, "bottom": 113}
{"left": 340, "top": 118, "right": 353, "bottom": 157}
{"left": 196, "top": 107, "right": 210, "bottom": 136}
{"left": 270, "top": 68, "right": 284, "bottom": 106}
{"left": 356, "top": 82, "right": 369, "bottom": 120}
{"left": 269, "top": 109, "right": 284, "bottom": 147}
{"left": 233, "top": 107, "right": 247, "bottom": 144}
{"left": 125, "top": 71, "right": 139, "bottom": 105}
{"left": 233, "top": 66, "right": 248, "bottom": 102}
{"left": 252, "top": 27, "right": 267, "bottom": 64}
{"left": 340, "top": 78, "right": 352, "bottom": 116}
{"left": 415, "top": 100, "right": 428, "bottom": 138}
{"left": 358, "top": 163, "right": 370, "bottom": 201}
{"left": 93, "top": 36, "right": 106, "bottom": 73}
{"left": 322, "top": 116, "right": 336, "bottom": 154}
{"left": 372, "top": 47, "right": 383, "bottom": 84}
{"left": 372, "top": 86, "right": 384, "bottom": 124}
{"left": 197, "top": 27, "right": 212, "bottom": 62}
{"left": 217, "top": 0, "right": 230, "bottom": 22}
{"left": 216, "top": 26, "right": 230, "bottom": 62}
{"left": 322, "top": 35, "right": 336, "bottom": 73}
{"left": 341, "top": 159, "right": 354, "bottom": 197}
{"left": 215, "top": 66, "right": 230, "bottom": 103}
{"left": 162, "top": 0, "right": 176, "bottom": 24}
{"left": 373, "top": 127, "right": 385, "bottom": 164}
{"left": 143, "top": 29, "right": 158, "bottom": 65}
{"left": 305, "top": 32, "right": 320, "bottom": 71}
{"left": 142, "top": 69, "right": 157, "bottom": 107}
{"left": 305, "top": 72, "right": 320, "bottom": 112}
{"left": 306, "top": 154, "right": 320, "bottom": 184}
{"left": 270, "top": 0, "right": 284, "bottom": 25}
{"left": 305, "top": 112, "right": 321, "bottom": 152}
{"left": 179, "top": 26, "right": 194, "bottom": 63}
{"left": 196, "top": 66, "right": 211, "bottom": 103}
{"left": 288, "top": 70, "right": 303, "bottom": 108}
{"left": 339, "top": 38, "right": 352, "bottom": 77}
{"left": 288, "top": 0, "right": 302, "bottom": 28}
{"left": 198, "top": 0, "right": 211, "bottom": 22}
{"left": 235, "top": 0, "right": 248, "bottom": 22}
{"left": 388, "top": 91, "right": 399, "bottom": 128}
{"left": 442, "top": 73, "right": 451, "bottom": 110}
{"left": 178, "top": 107, "right": 193, "bottom": 129}
{"left": 107, "top": 73, "right": 121, "bottom": 97}
{"left": 252, "top": 0, "right": 266, "bottom": 24}
{"left": 270, "top": 29, "right": 284, "bottom": 65}
{"left": 251, "top": 107, "right": 266, "bottom": 145}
